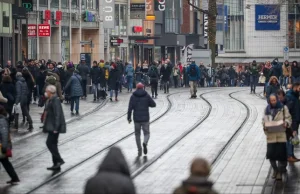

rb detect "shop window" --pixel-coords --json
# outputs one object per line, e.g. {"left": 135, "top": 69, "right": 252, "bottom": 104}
{"left": 39, "top": 0, "right": 48, "bottom": 6}
{"left": 288, "top": 2, "right": 300, "bottom": 49}
{"left": 71, "top": 0, "right": 78, "bottom": 8}
{"left": 62, "top": 0, "right": 68, "bottom": 8}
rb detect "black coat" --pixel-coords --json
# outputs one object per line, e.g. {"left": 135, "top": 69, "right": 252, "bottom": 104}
{"left": 15, "top": 77, "right": 28, "bottom": 106}
{"left": 36, "top": 71, "right": 47, "bottom": 95}
{"left": 90, "top": 66, "right": 102, "bottom": 84}
{"left": 270, "top": 62, "right": 282, "bottom": 79}
{"left": 291, "top": 62, "right": 300, "bottom": 78}
{"left": 43, "top": 96, "right": 66, "bottom": 133}
{"left": 0, "top": 82, "right": 15, "bottom": 108}
{"left": 77, "top": 64, "right": 90, "bottom": 80}
{"left": 84, "top": 147, "right": 136, "bottom": 194}
{"left": 108, "top": 69, "right": 119, "bottom": 90}
{"left": 127, "top": 89, "right": 156, "bottom": 122}
{"left": 286, "top": 90, "right": 300, "bottom": 129}
{"left": 160, "top": 65, "right": 172, "bottom": 82}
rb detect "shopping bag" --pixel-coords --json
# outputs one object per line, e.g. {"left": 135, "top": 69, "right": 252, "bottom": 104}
{"left": 292, "top": 136, "right": 300, "bottom": 146}
{"left": 13, "top": 104, "right": 21, "bottom": 114}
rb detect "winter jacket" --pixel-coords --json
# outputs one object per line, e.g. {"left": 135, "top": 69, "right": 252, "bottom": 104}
{"left": 117, "top": 62, "right": 125, "bottom": 77}
{"left": 282, "top": 64, "right": 291, "bottom": 77}
{"left": 263, "top": 66, "right": 272, "bottom": 82}
{"left": 43, "top": 73, "right": 63, "bottom": 100}
{"left": 1, "top": 81, "right": 15, "bottom": 106}
{"left": 270, "top": 61, "right": 282, "bottom": 79}
{"left": 262, "top": 105, "right": 291, "bottom": 143}
{"left": 148, "top": 65, "right": 159, "bottom": 82}
{"left": 64, "top": 74, "right": 83, "bottom": 97}
{"left": 108, "top": 69, "right": 119, "bottom": 90}
{"left": 249, "top": 63, "right": 260, "bottom": 76}
{"left": 286, "top": 89, "right": 300, "bottom": 128}
{"left": 77, "top": 64, "right": 90, "bottom": 80}
{"left": 228, "top": 67, "right": 237, "bottom": 79}
{"left": 15, "top": 77, "right": 28, "bottom": 106}
{"left": 173, "top": 177, "right": 218, "bottom": 194}
{"left": 90, "top": 66, "right": 102, "bottom": 84}
{"left": 266, "top": 76, "right": 280, "bottom": 100}
{"left": 84, "top": 147, "right": 136, "bottom": 194}
{"left": 186, "top": 63, "right": 201, "bottom": 81}
{"left": 135, "top": 66, "right": 142, "bottom": 81}
{"left": 172, "top": 67, "right": 180, "bottom": 77}
{"left": 43, "top": 96, "right": 66, "bottom": 133}
{"left": 125, "top": 64, "right": 134, "bottom": 77}
{"left": 58, "top": 68, "right": 66, "bottom": 87}
{"left": 28, "top": 65, "right": 38, "bottom": 80}
{"left": 0, "top": 116, "right": 10, "bottom": 152}
{"left": 36, "top": 71, "right": 47, "bottom": 96}
{"left": 160, "top": 65, "right": 172, "bottom": 82}
{"left": 291, "top": 61, "right": 300, "bottom": 78}
{"left": 127, "top": 89, "right": 156, "bottom": 122}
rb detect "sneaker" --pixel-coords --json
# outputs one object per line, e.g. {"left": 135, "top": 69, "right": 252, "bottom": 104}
{"left": 76, "top": 111, "right": 79, "bottom": 115}
{"left": 110, "top": 98, "right": 112, "bottom": 102}
{"left": 276, "top": 173, "right": 282, "bottom": 180}
{"left": 143, "top": 143, "right": 148, "bottom": 155}
{"left": 47, "top": 161, "right": 65, "bottom": 171}
{"left": 272, "top": 171, "right": 277, "bottom": 179}
{"left": 71, "top": 112, "right": 75, "bottom": 115}
{"left": 6, "top": 179, "right": 20, "bottom": 185}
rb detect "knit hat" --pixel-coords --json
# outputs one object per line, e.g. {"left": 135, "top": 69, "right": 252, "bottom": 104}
{"left": 16, "top": 72, "right": 22, "bottom": 77}
{"left": 136, "top": 83, "right": 144, "bottom": 89}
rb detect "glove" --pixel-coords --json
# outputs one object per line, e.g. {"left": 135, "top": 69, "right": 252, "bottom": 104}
{"left": 128, "top": 119, "right": 132, "bottom": 124}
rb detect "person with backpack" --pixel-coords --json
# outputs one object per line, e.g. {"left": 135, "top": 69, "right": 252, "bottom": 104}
{"left": 98, "top": 61, "right": 108, "bottom": 99}
{"left": 187, "top": 61, "right": 200, "bottom": 98}
{"left": 148, "top": 62, "right": 159, "bottom": 98}
{"left": 125, "top": 62, "right": 134, "bottom": 92}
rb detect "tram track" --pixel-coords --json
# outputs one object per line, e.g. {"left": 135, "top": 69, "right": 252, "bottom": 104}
{"left": 23, "top": 90, "right": 187, "bottom": 194}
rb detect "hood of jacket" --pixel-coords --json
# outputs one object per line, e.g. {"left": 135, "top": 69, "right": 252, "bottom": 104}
{"left": 268, "top": 76, "right": 279, "bottom": 85}
{"left": 98, "top": 147, "right": 130, "bottom": 177}
{"left": 181, "top": 177, "right": 215, "bottom": 193}
{"left": 46, "top": 75, "right": 57, "bottom": 85}
{"left": 17, "top": 76, "right": 26, "bottom": 82}
{"left": 133, "top": 89, "right": 147, "bottom": 97}
{"left": 286, "top": 89, "right": 299, "bottom": 101}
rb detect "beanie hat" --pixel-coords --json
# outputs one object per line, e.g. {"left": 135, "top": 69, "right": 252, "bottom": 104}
{"left": 136, "top": 82, "right": 144, "bottom": 89}
{"left": 16, "top": 72, "right": 22, "bottom": 77}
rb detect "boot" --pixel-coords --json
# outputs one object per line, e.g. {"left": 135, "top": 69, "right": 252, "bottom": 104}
{"left": 288, "top": 156, "right": 298, "bottom": 162}
{"left": 272, "top": 171, "right": 277, "bottom": 179}
{"left": 28, "top": 125, "right": 33, "bottom": 132}
{"left": 276, "top": 172, "right": 282, "bottom": 180}
{"left": 115, "top": 97, "right": 118, "bottom": 102}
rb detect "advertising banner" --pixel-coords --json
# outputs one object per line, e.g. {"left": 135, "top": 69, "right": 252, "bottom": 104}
{"left": 130, "top": 0, "right": 145, "bottom": 19}
{"left": 255, "top": 4, "right": 280, "bottom": 30}
{"left": 224, "top": 5, "right": 228, "bottom": 32}
{"left": 216, "top": 4, "right": 224, "bottom": 31}
{"left": 28, "top": 24, "right": 37, "bottom": 37}
{"left": 103, "top": 0, "right": 115, "bottom": 29}
{"left": 155, "top": 0, "right": 165, "bottom": 11}
{"left": 38, "top": 24, "right": 51, "bottom": 37}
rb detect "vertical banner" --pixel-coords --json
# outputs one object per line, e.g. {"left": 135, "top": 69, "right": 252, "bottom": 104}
{"left": 216, "top": 4, "right": 224, "bottom": 31}
{"left": 155, "top": 0, "right": 166, "bottom": 11}
{"left": 203, "top": 13, "right": 208, "bottom": 38}
{"left": 182, "top": 44, "right": 194, "bottom": 64}
{"left": 224, "top": 5, "right": 228, "bottom": 32}
{"left": 130, "top": 0, "right": 145, "bottom": 19}
{"left": 144, "top": 0, "right": 155, "bottom": 44}
{"left": 103, "top": 0, "right": 115, "bottom": 28}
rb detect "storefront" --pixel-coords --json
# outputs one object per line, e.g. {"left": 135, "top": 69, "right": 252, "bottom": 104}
{"left": 0, "top": 1, "right": 13, "bottom": 67}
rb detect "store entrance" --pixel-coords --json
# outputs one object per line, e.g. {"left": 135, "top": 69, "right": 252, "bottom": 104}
{"left": 143, "top": 48, "right": 153, "bottom": 64}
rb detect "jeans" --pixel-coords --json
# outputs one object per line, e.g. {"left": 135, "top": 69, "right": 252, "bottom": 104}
{"left": 92, "top": 83, "right": 100, "bottom": 99}
{"left": 230, "top": 79, "right": 235, "bottom": 87}
{"left": 189, "top": 81, "right": 197, "bottom": 96}
{"left": 110, "top": 90, "right": 118, "bottom": 98}
{"left": 250, "top": 75, "right": 258, "bottom": 92}
{"left": 81, "top": 79, "right": 87, "bottom": 97}
{"left": 134, "top": 122, "right": 150, "bottom": 153}
{"left": 287, "top": 140, "right": 294, "bottom": 157}
{"left": 127, "top": 76, "right": 133, "bottom": 91}
{"left": 283, "top": 76, "right": 290, "bottom": 88}
{"left": 150, "top": 79, "right": 158, "bottom": 97}
{"left": 173, "top": 76, "right": 179, "bottom": 88}
{"left": 46, "top": 132, "right": 64, "bottom": 165}
{"left": 0, "top": 158, "right": 19, "bottom": 181}
{"left": 71, "top": 96, "right": 80, "bottom": 112}
{"left": 163, "top": 80, "right": 169, "bottom": 93}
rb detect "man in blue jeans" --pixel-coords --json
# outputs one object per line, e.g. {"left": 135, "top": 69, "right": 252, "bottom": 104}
{"left": 125, "top": 62, "right": 134, "bottom": 92}
{"left": 127, "top": 83, "right": 156, "bottom": 157}
{"left": 65, "top": 70, "right": 83, "bottom": 115}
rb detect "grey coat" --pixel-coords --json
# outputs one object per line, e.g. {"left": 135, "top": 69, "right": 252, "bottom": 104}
{"left": 43, "top": 96, "right": 66, "bottom": 133}
{"left": 15, "top": 77, "right": 28, "bottom": 106}
{"left": 0, "top": 116, "right": 10, "bottom": 151}
{"left": 84, "top": 147, "right": 136, "bottom": 194}
{"left": 65, "top": 74, "right": 83, "bottom": 97}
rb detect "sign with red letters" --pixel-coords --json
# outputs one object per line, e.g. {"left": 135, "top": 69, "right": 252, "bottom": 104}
{"left": 38, "top": 24, "right": 51, "bottom": 37}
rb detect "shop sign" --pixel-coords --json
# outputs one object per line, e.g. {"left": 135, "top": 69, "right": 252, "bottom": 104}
{"left": 28, "top": 24, "right": 37, "bottom": 37}
{"left": 135, "top": 40, "right": 148, "bottom": 43}
{"left": 132, "top": 26, "right": 143, "bottom": 33}
{"left": 255, "top": 4, "right": 280, "bottom": 30}
{"left": 38, "top": 24, "right": 51, "bottom": 37}
{"left": 130, "top": 0, "right": 145, "bottom": 19}
{"left": 203, "top": 13, "right": 208, "bottom": 38}
{"left": 155, "top": 0, "right": 165, "bottom": 11}
{"left": 110, "top": 38, "right": 123, "bottom": 46}
{"left": 103, "top": 0, "right": 115, "bottom": 29}
{"left": 22, "top": 0, "right": 33, "bottom": 12}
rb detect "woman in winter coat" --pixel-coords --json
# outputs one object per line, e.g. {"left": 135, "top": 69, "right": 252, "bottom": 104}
{"left": 291, "top": 61, "right": 300, "bottom": 83}
{"left": 64, "top": 63, "right": 75, "bottom": 102}
{"left": 266, "top": 76, "right": 281, "bottom": 101}
{"left": 282, "top": 60, "right": 291, "bottom": 89}
{"left": 108, "top": 63, "right": 120, "bottom": 102}
{"left": 64, "top": 70, "right": 83, "bottom": 115}
{"left": 22, "top": 68, "right": 35, "bottom": 109}
{"left": 0, "top": 75, "right": 15, "bottom": 124}
{"left": 0, "top": 105, "right": 20, "bottom": 184}
{"left": 262, "top": 94, "right": 291, "bottom": 180}
{"left": 84, "top": 147, "right": 136, "bottom": 194}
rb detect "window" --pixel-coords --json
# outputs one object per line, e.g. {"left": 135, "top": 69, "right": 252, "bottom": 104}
{"left": 51, "top": 0, "right": 59, "bottom": 7}
{"left": 62, "top": 0, "right": 68, "bottom": 8}
{"left": 224, "top": 0, "right": 244, "bottom": 51}
{"left": 71, "top": 0, "right": 78, "bottom": 8}
{"left": 288, "top": 2, "right": 300, "bottom": 49}
{"left": 165, "top": 0, "right": 179, "bottom": 33}
{"left": 39, "top": 0, "right": 48, "bottom": 6}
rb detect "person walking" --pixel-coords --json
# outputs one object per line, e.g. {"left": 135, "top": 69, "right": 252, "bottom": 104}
{"left": 228, "top": 66, "right": 236, "bottom": 87}
{"left": 249, "top": 60, "right": 260, "bottom": 94}
{"left": 0, "top": 75, "right": 15, "bottom": 126}
{"left": 173, "top": 158, "right": 218, "bottom": 194}
{"left": 0, "top": 105, "right": 20, "bottom": 184}
{"left": 270, "top": 58, "right": 282, "bottom": 80}
{"left": 15, "top": 72, "right": 33, "bottom": 131}
{"left": 282, "top": 60, "right": 291, "bottom": 89}
{"left": 125, "top": 62, "right": 134, "bottom": 92}
{"left": 77, "top": 58, "right": 90, "bottom": 99}
{"left": 108, "top": 63, "right": 120, "bottom": 102}
{"left": 187, "top": 61, "right": 201, "bottom": 98}
{"left": 160, "top": 61, "right": 172, "bottom": 94}
{"left": 172, "top": 65, "right": 180, "bottom": 88}
{"left": 266, "top": 76, "right": 280, "bottom": 101}
{"left": 263, "top": 94, "right": 291, "bottom": 180}
{"left": 43, "top": 85, "right": 66, "bottom": 170}
{"left": 84, "top": 147, "right": 136, "bottom": 194}
{"left": 90, "top": 61, "right": 102, "bottom": 101}
{"left": 127, "top": 83, "right": 156, "bottom": 156}
{"left": 291, "top": 61, "right": 300, "bottom": 84}
{"left": 148, "top": 62, "right": 159, "bottom": 98}
{"left": 64, "top": 70, "right": 83, "bottom": 115}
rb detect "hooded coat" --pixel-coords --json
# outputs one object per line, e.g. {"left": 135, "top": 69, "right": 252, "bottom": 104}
{"left": 125, "top": 63, "right": 134, "bottom": 77}
{"left": 15, "top": 76, "right": 28, "bottom": 106}
{"left": 127, "top": 89, "right": 156, "bottom": 122}
{"left": 64, "top": 73, "right": 83, "bottom": 97}
{"left": 291, "top": 61, "right": 300, "bottom": 78}
{"left": 173, "top": 177, "right": 218, "bottom": 194}
{"left": 43, "top": 72, "right": 63, "bottom": 100}
{"left": 286, "top": 89, "right": 300, "bottom": 129}
{"left": 84, "top": 147, "right": 136, "bottom": 194}
{"left": 186, "top": 62, "right": 201, "bottom": 81}
{"left": 266, "top": 76, "right": 281, "bottom": 100}
{"left": 108, "top": 68, "right": 119, "bottom": 90}
{"left": 270, "top": 60, "right": 282, "bottom": 79}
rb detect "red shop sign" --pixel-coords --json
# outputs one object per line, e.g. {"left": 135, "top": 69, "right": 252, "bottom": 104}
{"left": 28, "top": 24, "right": 37, "bottom": 37}
{"left": 38, "top": 24, "right": 51, "bottom": 37}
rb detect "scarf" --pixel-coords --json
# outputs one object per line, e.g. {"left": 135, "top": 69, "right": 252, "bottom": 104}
{"left": 265, "top": 101, "right": 283, "bottom": 120}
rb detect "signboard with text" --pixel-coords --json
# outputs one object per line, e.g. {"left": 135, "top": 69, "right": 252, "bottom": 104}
{"left": 155, "top": 0, "right": 165, "bottom": 11}
{"left": 103, "top": 0, "right": 115, "bottom": 28}
{"left": 130, "top": 0, "right": 145, "bottom": 19}
{"left": 38, "top": 24, "right": 51, "bottom": 37}
{"left": 255, "top": 4, "right": 280, "bottom": 30}
{"left": 28, "top": 24, "right": 37, "bottom": 37}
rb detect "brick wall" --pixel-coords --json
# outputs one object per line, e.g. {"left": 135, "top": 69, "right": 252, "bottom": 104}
{"left": 181, "top": 0, "right": 191, "bottom": 34}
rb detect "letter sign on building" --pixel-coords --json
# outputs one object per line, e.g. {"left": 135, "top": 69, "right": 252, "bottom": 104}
{"left": 255, "top": 5, "right": 280, "bottom": 30}
{"left": 155, "top": 0, "right": 165, "bottom": 11}
{"left": 103, "top": 0, "right": 115, "bottom": 29}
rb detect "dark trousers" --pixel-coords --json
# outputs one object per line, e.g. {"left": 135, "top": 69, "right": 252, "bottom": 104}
{"left": 250, "top": 75, "right": 258, "bottom": 92}
{"left": 46, "top": 132, "right": 64, "bottom": 165}
{"left": 0, "top": 158, "right": 19, "bottom": 181}
{"left": 150, "top": 79, "right": 158, "bottom": 97}
{"left": 173, "top": 76, "right": 179, "bottom": 88}
{"left": 82, "top": 79, "right": 87, "bottom": 97}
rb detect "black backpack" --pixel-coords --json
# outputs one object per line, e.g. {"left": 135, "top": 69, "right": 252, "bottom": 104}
{"left": 189, "top": 65, "right": 197, "bottom": 77}
{"left": 149, "top": 66, "right": 157, "bottom": 78}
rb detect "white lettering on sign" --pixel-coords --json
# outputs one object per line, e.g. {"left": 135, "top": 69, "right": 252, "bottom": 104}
{"left": 257, "top": 14, "right": 278, "bottom": 23}
{"left": 146, "top": 0, "right": 152, "bottom": 12}
{"left": 158, "top": 0, "right": 165, "bottom": 11}
{"left": 103, "top": 0, "right": 114, "bottom": 23}
{"left": 204, "top": 14, "right": 208, "bottom": 38}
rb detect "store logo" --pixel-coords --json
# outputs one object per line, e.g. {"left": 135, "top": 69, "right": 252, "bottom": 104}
{"left": 23, "top": 3, "right": 32, "bottom": 11}
{"left": 258, "top": 15, "right": 278, "bottom": 23}
{"left": 157, "top": 0, "right": 165, "bottom": 11}
{"left": 83, "top": 11, "right": 95, "bottom": 22}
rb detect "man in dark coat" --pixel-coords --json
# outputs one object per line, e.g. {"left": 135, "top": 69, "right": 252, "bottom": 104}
{"left": 270, "top": 58, "right": 282, "bottom": 79}
{"left": 90, "top": 61, "right": 102, "bottom": 101}
{"left": 128, "top": 83, "right": 156, "bottom": 156}
{"left": 249, "top": 60, "right": 260, "bottom": 94}
{"left": 15, "top": 72, "right": 33, "bottom": 131}
{"left": 43, "top": 85, "right": 66, "bottom": 170}
{"left": 108, "top": 63, "right": 120, "bottom": 102}
{"left": 77, "top": 59, "right": 90, "bottom": 98}
{"left": 228, "top": 66, "right": 236, "bottom": 87}
{"left": 84, "top": 147, "right": 136, "bottom": 194}
{"left": 116, "top": 60, "right": 125, "bottom": 93}
{"left": 148, "top": 62, "right": 160, "bottom": 98}
{"left": 160, "top": 62, "right": 172, "bottom": 93}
